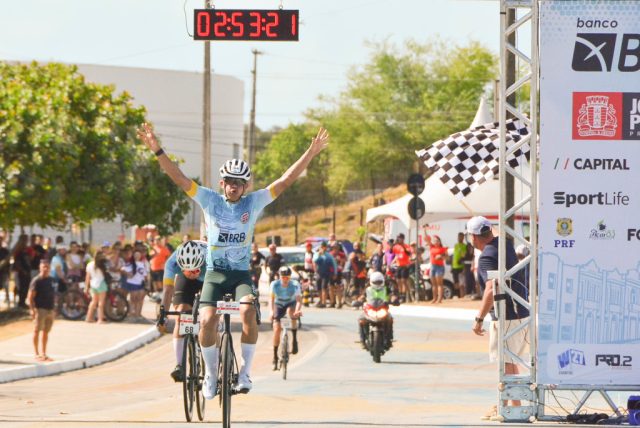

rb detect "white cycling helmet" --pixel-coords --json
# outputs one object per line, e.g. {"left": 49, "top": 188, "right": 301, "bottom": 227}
{"left": 370, "top": 271, "right": 385, "bottom": 289}
{"left": 219, "top": 159, "right": 251, "bottom": 181}
{"left": 177, "top": 240, "right": 207, "bottom": 271}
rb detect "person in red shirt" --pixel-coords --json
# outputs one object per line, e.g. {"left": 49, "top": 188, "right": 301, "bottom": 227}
{"left": 149, "top": 236, "right": 171, "bottom": 294}
{"left": 391, "top": 234, "right": 412, "bottom": 301}
{"left": 426, "top": 235, "right": 448, "bottom": 304}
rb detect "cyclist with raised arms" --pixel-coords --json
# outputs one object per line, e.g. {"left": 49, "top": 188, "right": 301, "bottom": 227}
{"left": 161, "top": 240, "right": 208, "bottom": 383}
{"left": 138, "top": 123, "right": 329, "bottom": 398}
{"left": 269, "top": 265, "right": 302, "bottom": 370}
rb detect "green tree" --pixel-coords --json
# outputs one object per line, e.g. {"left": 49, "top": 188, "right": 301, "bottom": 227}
{"left": 310, "top": 38, "right": 497, "bottom": 194}
{"left": 0, "top": 62, "right": 189, "bottom": 235}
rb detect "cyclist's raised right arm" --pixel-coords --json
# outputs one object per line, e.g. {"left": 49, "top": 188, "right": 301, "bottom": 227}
{"left": 137, "top": 123, "right": 191, "bottom": 192}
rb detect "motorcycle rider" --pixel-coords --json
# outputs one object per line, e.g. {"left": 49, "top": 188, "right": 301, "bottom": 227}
{"left": 358, "top": 271, "right": 394, "bottom": 349}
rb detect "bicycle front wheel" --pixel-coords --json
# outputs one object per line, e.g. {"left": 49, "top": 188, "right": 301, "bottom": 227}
{"left": 104, "top": 290, "right": 129, "bottom": 321}
{"left": 195, "top": 340, "right": 206, "bottom": 421}
{"left": 182, "top": 336, "right": 195, "bottom": 422}
{"left": 280, "top": 332, "right": 289, "bottom": 380}
{"left": 59, "top": 290, "right": 87, "bottom": 320}
{"left": 220, "top": 333, "right": 233, "bottom": 428}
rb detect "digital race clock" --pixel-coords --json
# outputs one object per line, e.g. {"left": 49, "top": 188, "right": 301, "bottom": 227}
{"left": 193, "top": 9, "right": 299, "bottom": 41}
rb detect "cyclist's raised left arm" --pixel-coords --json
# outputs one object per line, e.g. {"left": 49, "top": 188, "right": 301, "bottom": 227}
{"left": 269, "top": 127, "right": 329, "bottom": 198}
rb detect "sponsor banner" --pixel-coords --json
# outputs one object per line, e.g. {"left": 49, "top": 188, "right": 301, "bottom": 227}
{"left": 539, "top": 1, "right": 640, "bottom": 385}
{"left": 547, "top": 344, "right": 640, "bottom": 385}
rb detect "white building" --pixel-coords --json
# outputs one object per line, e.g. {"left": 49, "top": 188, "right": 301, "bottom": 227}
{"left": 14, "top": 63, "right": 244, "bottom": 246}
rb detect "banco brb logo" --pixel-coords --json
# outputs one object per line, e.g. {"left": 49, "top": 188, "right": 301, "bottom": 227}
{"left": 572, "top": 32, "right": 640, "bottom": 72}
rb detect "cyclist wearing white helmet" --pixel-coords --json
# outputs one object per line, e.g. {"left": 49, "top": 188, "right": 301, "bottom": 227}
{"left": 138, "top": 123, "right": 329, "bottom": 397}
{"left": 160, "top": 240, "right": 208, "bottom": 383}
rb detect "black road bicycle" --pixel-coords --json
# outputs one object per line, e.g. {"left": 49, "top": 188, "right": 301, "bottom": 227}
{"left": 158, "top": 296, "right": 206, "bottom": 422}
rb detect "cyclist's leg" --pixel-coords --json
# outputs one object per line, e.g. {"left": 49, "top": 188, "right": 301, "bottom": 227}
{"left": 235, "top": 272, "right": 257, "bottom": 387}
{"left": 198, "top": 270, "right": 224, "bottom": 397}
{"left": 286, "top": 303, "right": 299, "bottom": 354}
{"left": 272, "top": 304, "right": 285, "bottom": 368}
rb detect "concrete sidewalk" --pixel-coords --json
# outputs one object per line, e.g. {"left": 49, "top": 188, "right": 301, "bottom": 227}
{"left": 0, "top": 300, "right": 161, "bottom": 384}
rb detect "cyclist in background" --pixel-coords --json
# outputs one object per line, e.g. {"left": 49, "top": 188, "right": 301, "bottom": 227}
{"left": 162, "top": 240, "right": 208, "bottom": 383}
{"left": 138, "top": 123, "right": 329, "bottom": 398}
{"left": 268, "top": 266, "right": 302, "bottom": 370}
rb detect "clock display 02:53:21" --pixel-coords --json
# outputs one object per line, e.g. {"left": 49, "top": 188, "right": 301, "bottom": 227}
{"left": 194, "top": 9, "right": 299, "bottom": 41}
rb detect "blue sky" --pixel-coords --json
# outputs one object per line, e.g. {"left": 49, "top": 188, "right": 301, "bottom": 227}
{"left": 1, "top": 0, "right": 499, "bottom": 129}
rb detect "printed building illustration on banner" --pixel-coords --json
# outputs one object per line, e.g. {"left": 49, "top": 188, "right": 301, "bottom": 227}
{"left": 539, "top": 252, "right": 640, "bottom": 346}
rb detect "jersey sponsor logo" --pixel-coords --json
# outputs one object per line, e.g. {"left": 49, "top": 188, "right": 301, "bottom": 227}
{"left": 240, "top": 211, "right": 250, "bottom": 224}
{"left": 217, "top": 232, "right": 246, "bottom": 244}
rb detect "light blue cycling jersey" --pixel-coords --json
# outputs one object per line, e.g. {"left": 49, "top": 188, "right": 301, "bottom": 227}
{"left": 186, "top": 181, "right": 276, "bottom": 271}
{"left": 163, "top": 242, "right": 207, "bottom": 286}
{"left": 270, "top": 279, "right": 301, "bottom": 306}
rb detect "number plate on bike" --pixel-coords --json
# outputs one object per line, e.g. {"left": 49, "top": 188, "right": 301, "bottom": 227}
{"left": 216, "top": 301, "right": 241, "bottom": 315}
{"left": 178, "top": 314, "right": 200, "bottom": 335}
{"left": 280, "top": 318, "right": 292, "bottom": 329}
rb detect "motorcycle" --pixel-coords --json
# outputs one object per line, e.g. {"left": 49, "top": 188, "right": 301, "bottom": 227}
{"left": 359, "top": 298, "right": 393, "bottom": 363}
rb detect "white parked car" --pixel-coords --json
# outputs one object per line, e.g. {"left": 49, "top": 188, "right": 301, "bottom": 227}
{"left": 257, "top": 246, "right": 306, "bottom": 301}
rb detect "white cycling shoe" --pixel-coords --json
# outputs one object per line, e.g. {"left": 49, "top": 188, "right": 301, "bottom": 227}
{"left": 234, "top": 374, "right": 252, "bottom": 394}
{"left": 203, "top": 375, "right": 218, "bottom": 400}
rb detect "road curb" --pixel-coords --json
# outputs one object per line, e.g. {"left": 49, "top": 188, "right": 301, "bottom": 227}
{"left": 390, "top": 304, "right": 477, "bottom": 321}
{"left": 0, "top": 326, "right": 161, "bottom": 384}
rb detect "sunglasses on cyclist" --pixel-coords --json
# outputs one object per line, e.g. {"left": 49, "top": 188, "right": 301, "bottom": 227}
{"left": 223, "top": 178, "right": 247, "bottom": 186}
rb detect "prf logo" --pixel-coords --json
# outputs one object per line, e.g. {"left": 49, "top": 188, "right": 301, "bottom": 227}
{"left": 557, "top": 218, "right": 573, "bottom": 236}
{"left": 573, "top": 92, "right": 621, "bottom": 139}
{"left": 558, "top": 348, "right": 586, "bottom": 372}
{"left": 572, "top": 32, "right": 640, "bottom": 72}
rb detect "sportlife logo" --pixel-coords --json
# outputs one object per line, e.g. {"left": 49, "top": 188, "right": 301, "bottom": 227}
{"left": 595, "top": 354, "right": 632, "bottom": 368}
{"left": 572, "top": 20, "right": 640, "bottom": 73}
{"left": 573, "top": 92, "right": 640, "bottom": 140}
{"left": 553, "top": 191, "right": 629, "bottom": 207}
{"left": 558, "top": 348, "right": 586, "bottom": 374}
{"left": 589, "top": 220, "right": 615, "bottom": 240}
{"left": 217, "top": 232, "right": 246, "bottom": 244}
{"left": 554, "top": 157, "right": 630, "bottom": 171}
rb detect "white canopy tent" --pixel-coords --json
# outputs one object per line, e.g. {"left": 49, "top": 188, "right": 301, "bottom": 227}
{"left": 365, "top": 168, "right": 531, "bottom": 228}
{"left": 366, "top": 97, "right": 531, "bottom": 228}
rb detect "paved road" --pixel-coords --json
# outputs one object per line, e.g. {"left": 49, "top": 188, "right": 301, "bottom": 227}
{"left": 0, "top": 306, "right": 511, "bottom": 427}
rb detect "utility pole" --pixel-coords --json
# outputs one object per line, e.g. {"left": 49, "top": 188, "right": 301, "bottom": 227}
{"left": 201, "top": 0, "right": 212, "bottom": 236}
{"left": 248, "top": 49, "right": 263, "bottom": 165}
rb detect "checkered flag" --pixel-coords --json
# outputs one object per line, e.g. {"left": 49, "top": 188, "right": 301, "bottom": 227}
{"left": 415, "top": 119, "right": 531, "bottom": 199}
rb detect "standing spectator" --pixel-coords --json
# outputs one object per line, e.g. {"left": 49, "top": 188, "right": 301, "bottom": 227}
{"left": 426, "top": 235, "right": 448, "bottom": 304}
{"left": 327, "top": 233, "right": 338, "bottom": 249}
{"left": 50, "top": 245, "right": 68, "bottom": 292}
{"left": 47, "top": 235, "right": 64, "bottom": 261}
{"left": 348, "top": 242, "right": 367, "bottom": 302}
{"left": 303, "top": 242, "right": 314, "bottom": 274}
{"left": 27, "top": 259, "right": 56, "bottom": 361}
{"left": 149, "top": 236, "right": 171, "bottom": 295}
{"left": 122, "top": 248, "right": 148, "bottom": 321}
{"left": 107, "top": 241, "right": 124, "bottom": 288}
{"left": 329, "top": 242, "right": 346, "bottom": 308}
{"left": 265, "top": 244, "right": 284, "bottom": 284}
{"left": 451, "top": 233, "right": 467, "bottom": 298}
{"left": 85, "top": 250, "right": 109, "bottom": 323}
{"left": 250, "top": 243, "right": 265, "bottom": 286}
{"left": 467, "top": 216, "right": 529, "bottom": 414}
{"left": 28, "top": 234, "right": 46, "bottom": 279}
{"left": 312, "top": 241, "right": 337, "bottom": 308}
{"left": 369, "top": 243, "right": 385, "bottom": 273}
{"left": 463, "top": 242, "right": 478, "bottom": 298}
{"left": 383, "top": 239, "right": 395, "bottom": 272}
{"left": 134, "top": 240, "right": 152, "bottom": 295}
{"left": 182, "top": 234, "right": 192, "bottom": 244}
{"left": 11, "top": 234, "right": 32, "bottom": 308}
{"left": 515, "top": 244, "right": 530, "bottom": 287}
{"left": 0, "top": 232, "right": 10, "bottom": 304}
{"left": 65, "top": 241, "right": 85, "bottom": 284}
{"left": 391, "top": 234, "right": 412, "bottom": 301}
